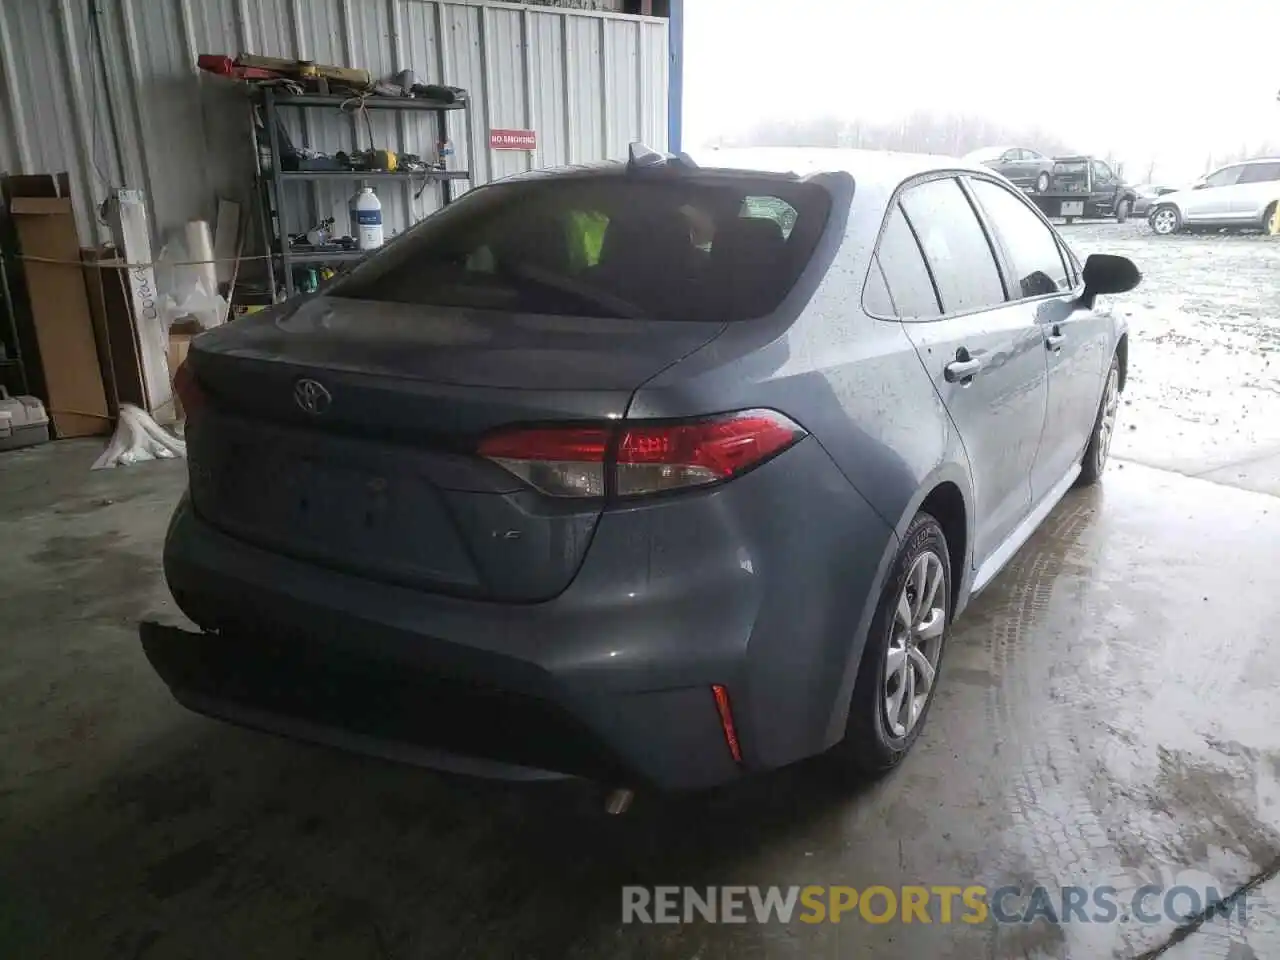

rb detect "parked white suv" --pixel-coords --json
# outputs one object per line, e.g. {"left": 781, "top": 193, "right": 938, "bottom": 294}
{"left": 1148, "top": 158, "right": 1280, "bottom": 235}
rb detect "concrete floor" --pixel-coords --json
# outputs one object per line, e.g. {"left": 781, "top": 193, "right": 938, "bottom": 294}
{"left": 2, "top": 439, "right": 1278, "bottom": 959}
{"left": 3, "top": 226, "right": 1280, "bottom": 959}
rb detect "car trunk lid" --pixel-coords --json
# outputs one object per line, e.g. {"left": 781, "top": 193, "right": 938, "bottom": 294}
{"left": 184, "top": 296, "right": 724, "bottom": 601}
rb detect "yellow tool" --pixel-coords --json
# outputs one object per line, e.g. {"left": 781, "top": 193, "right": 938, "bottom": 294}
{"left": 236, "top": 54, "right": 371, "bottom": 91}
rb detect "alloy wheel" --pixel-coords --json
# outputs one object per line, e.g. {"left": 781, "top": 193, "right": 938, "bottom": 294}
{"left": 884, "top": 551, "right": 947, "bottom": 738}
{"left": 1097, "top": 365, "right": 1120, "bottom": 472}
{"left": 1151, "top": 208, "right": 1178, "bottom": 235}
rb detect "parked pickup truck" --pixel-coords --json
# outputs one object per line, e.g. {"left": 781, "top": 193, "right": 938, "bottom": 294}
{"left": 1028, "top": 156, "right": 1138, "bottom": 223}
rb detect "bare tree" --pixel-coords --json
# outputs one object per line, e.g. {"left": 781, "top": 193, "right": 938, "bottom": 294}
{"left": 1206, "top": 142, "right": 1280, "bottom": 167}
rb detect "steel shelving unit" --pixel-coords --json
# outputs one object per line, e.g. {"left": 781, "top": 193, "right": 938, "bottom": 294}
{"left": 256, "top": 88, "right": 469, "bottom": 299}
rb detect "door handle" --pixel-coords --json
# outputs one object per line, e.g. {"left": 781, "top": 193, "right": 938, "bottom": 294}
{"left": 1046, "top": 325, "right": 1065, "bottom": 352}
{"left": 944, "top": 348, "right": 983, "bottom": 383}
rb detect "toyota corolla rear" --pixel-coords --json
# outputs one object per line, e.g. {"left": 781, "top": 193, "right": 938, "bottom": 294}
{"left": 141, "top": 162, "right": 890, "bottom": 790}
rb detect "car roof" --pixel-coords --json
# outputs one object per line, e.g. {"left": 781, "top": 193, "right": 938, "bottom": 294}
{"left": 497, "top": 147, "right": 991, "bottom": 188}
{"left": 688, "top": 146, "right": 988, "bottom": 179}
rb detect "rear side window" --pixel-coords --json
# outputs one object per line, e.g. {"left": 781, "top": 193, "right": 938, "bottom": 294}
{"left": 863, "top": 256, "right": 896, "bottom": 316}
{"left": 331, "top": 177, "right": 831, "bottom": 322}
{"left": 1238, "top": 162, "right": 1280, "bottom": 184}
{"left": 870, "top": 205, "right": 941, "bottom": 320}
{"left": 968, "top": 178, "right": 1070, "bottom": 298}
{"left": 899, "top": 178, "right": 1006, "bottom": 314}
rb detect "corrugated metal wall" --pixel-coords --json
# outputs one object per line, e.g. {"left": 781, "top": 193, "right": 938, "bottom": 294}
{"left": 0, "top": 0, "right": 667, "bottom": 245}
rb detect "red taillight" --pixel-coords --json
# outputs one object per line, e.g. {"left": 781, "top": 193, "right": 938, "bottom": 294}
{"left": 477, "top": 410, "right": 804, "bottom": 499}
{"left": 711, "top": 684, "right": 743, "bottom": 763}
{"left": 616, "top": 413, "right": 802, "bottom": 497}
{"left": 477, "top": 427, "right": 610, "bottom": 462}
{"left": 477, "top": 426, "right": 611, "bottom": 498}
{"left": 173, "top": 359, "right": 206, "bottom": 420}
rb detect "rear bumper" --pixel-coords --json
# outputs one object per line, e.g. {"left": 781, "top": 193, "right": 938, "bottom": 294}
{"left": 147, "top": 438, "right": 895, "bottom": 790}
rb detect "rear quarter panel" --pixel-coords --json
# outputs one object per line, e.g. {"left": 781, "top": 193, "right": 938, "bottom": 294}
{"left": 627, "top": 173, "right": 975, "bottom": 750}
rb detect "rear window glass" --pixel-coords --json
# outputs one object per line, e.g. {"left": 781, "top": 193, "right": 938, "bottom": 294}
{"left": 1053, "top": 161, "right": 1088, "bottom": 176}
{"left": 331, "top": 176, "right": 832, "bottom": 322}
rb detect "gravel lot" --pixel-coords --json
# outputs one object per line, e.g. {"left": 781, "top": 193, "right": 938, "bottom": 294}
{"left": 1063, "top": 221, "right": 1280, "bottom": 492}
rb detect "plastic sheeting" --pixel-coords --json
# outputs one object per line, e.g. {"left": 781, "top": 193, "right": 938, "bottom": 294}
{"left": 91, "top": 404, "right": 186, "bottom": 470}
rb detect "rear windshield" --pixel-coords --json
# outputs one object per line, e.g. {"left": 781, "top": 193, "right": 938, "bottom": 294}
{"left": 1053, "top": 161, "right": 1088, "bottom": 175}
{"left": 330, "top": 175, "right": 832, "bottom": 321}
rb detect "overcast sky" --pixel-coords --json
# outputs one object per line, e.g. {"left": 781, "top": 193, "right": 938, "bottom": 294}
{"left": 683, "top": 0, "right": 1280, "bottom": 181}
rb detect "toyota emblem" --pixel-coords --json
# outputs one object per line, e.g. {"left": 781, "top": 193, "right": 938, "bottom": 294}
{"left": 294, "top": 378, "right": 332, "bottom": 415}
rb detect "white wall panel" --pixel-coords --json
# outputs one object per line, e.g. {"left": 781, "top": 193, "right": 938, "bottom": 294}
{"left": 0, "top": 0, "right": 108, "bottom": 240}
{"left": 563, "top": 14, "right": 603, "bottom": 165}
{"left": 603, "top": 18, "right": 639, "bottom": 159}
{"left": 528, "top": 10, "right": 566, "bottom": 167}
{"left": 639, "top": 18, "right": 668, "bottom": 150}
{"left": 0, "top": 0, "right": 666, "bottom": 247}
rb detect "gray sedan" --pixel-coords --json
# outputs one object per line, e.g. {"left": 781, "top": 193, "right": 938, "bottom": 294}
{"left": 1132, "top": 183, "right": 1180, "bottom": 217}
{"left": 141, "top": 146, "right": 1138, "bottom": 793}
{"left": 964, "top": 145, "right": 1056, "bottom": 193}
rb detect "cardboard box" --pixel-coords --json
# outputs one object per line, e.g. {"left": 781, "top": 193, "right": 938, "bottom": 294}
{"left": 168, "top": 332, "right": 193, "bottom": 421}
{"left": 82, "top": 245, "right": 150, "bottom": 416}
{"left": 9, "top": 182, "right": 110, "bottom": 438}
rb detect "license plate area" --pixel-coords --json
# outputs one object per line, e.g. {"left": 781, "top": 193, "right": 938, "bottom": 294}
{"left": 1060, "top": 201, "right": 1085, "bottom": 217}
{"left": 219, "top": 445, "right": 410, "bottom": 551}
{"left": 193, "top": 419, "right": 482, "bottom": 589}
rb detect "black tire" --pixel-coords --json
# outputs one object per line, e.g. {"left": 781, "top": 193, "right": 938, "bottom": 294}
{"left": 1264, "top": 202, "right": 1278, "bottom": 235}
{"left": 1150, "top": 204, "right": 1181, "bottom": 236}
{"left": 1076, "top": 355, "right": 1121, "bottom": 487}
{"left": 834, "top": 512, "right": 951, "bottom": 775}
{"left": 1035, "top": 171, "right": 1050, "bottom": 194}
{"left": 1115, "top": 197, "right": 1131, "bottom": 223}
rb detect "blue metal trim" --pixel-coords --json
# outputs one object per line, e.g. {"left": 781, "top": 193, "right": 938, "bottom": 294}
{"left": 667, "top": 0, "right": 684, "bottom": 152}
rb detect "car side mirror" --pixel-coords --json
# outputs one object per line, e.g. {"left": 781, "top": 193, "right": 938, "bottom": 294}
{"left": 1192, "top": 181, "right": 1207, "bottom": 190}
{"left": 1081, "top": 254, "right": 1140, "bottom": 307}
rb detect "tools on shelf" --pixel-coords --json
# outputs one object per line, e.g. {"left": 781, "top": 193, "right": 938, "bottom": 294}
{"left": 196, "top": 51, "right": 472, "bottom": 299}
{"left": 228, "top": 64, "right": 471, "bottom": 299}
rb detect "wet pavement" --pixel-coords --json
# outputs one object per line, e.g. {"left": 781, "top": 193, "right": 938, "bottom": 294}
{"left": 2, "top": 226, "right": 1280, "bottom": 959}
{"left": 1162, "top": 873, "right": 1280, "bottom": 960}
{"left": 1, "top": 437, "right": 1278, "bottom": 959}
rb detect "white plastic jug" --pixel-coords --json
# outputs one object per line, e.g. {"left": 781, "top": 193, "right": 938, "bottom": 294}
{"left": 349, "top": 187, "right": 384, "bottom": 251}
